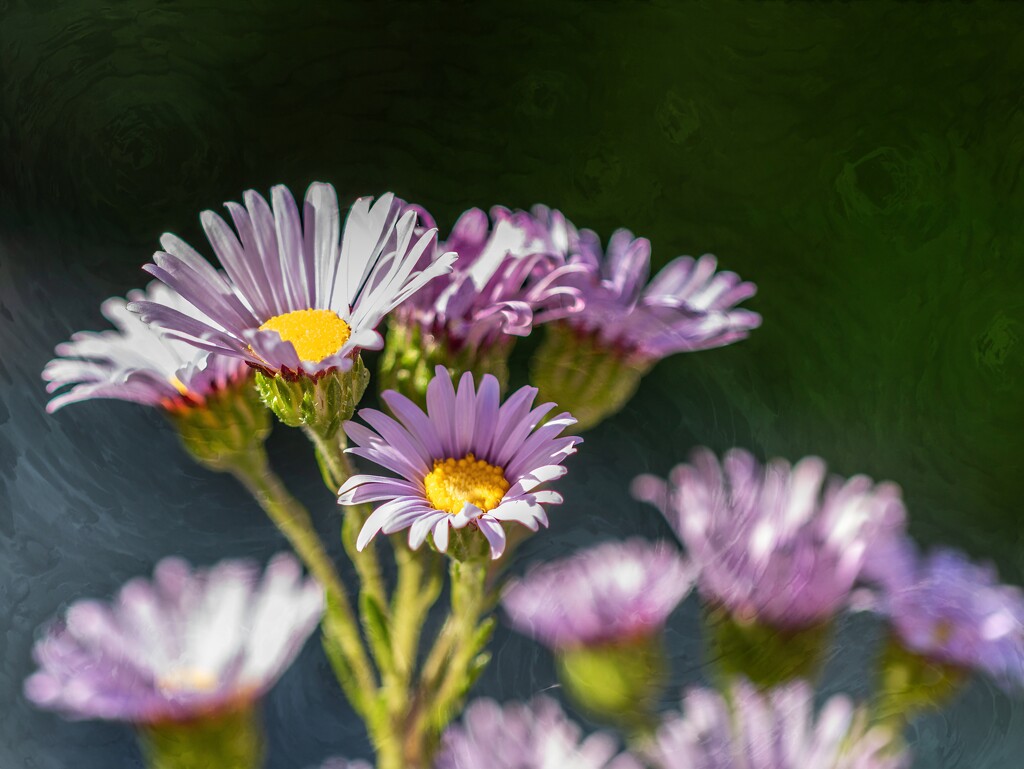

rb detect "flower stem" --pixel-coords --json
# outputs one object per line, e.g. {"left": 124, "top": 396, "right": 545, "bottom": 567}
{"left": 227, "top": 448, "right": 377, "bottom": 715}
{"left": 302, "top": 425, "right": 388, "bottom": 614}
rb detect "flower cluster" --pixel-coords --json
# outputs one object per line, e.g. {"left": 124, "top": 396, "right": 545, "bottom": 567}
{"left": 34, "top": 179, "right": 1019, "bottom": 769}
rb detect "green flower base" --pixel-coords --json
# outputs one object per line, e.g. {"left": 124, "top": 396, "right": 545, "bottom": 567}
{"left": 704, "top": 608, "right": 833, "bottom": 690}
{"left": 137, "top": 705, "right": 264, "bottom": 769}
{"left": 530, "top": 323, "right": 651, "bottom": 431}
{"left": 254, "top": 356, "right": 369, "bottom": 438}
{"left": 557, "top": 633, "right": 667, "bottom": 731}
{"left": 168, "top": 377, "right": 272, "bottom": 472}
{"left": 872, "top": 636, "right": 965, "bottom": 733}
{"left": 377, "top": 322, "right": 512, "bottom": 408}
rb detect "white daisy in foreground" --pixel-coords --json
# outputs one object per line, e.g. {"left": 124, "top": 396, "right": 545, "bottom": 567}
{"left": 132, "top": 183, "right": 456, "bottom": 379}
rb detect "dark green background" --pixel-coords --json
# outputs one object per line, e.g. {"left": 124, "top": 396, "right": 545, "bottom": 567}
{"left": 2, "top": 2, "right": 1023, "bottom": 767}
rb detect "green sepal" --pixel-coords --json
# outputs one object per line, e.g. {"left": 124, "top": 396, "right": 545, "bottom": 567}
{"left": 530, "top": 322, "right": 651, "bottom": 431}
{"left": 254, "top": 356, "right": 369, "bottom": 437}
{"left": 872, "top": 635, "right": 966, "bottom": 733}
{"left": 556, "top": 632, "right": 668, "bottom": 732}
{"left": 167, "top": 377, "right": 272, "bottom": 473}
{"left": 137, "top": 704, "right": 264, "bottom": 769}
{"left": 360, "top": 589, "right": 394, "bottom": 676}
{"left": 378, "top": 321, "right": 513, "bottom": 408}
{"left": 704, "top": 607, "right": 833, "bottom": 690}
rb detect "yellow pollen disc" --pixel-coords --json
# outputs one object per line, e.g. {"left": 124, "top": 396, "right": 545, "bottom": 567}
{"left": 423, "top": 453, "right": 510, "bottom": 515}
{"left": 259, "top": 308, "right": 352, "bottom": 363}
{"left": 157, "top": 667, "right": 219, "bottom": 694}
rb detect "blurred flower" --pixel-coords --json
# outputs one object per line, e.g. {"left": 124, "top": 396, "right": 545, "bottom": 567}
{"left": 43, "top": 281, "right": 249, "bottom": 413}
{"left": 502, "top": 539, "right": 694, "bottom": 649}
{"left": 317, "top": 759, "right": 372, "bottom": 769}
{"left": 24, "top": 553, "right": 323, "bottom": 724}
{"left": 531, "top": 222, "right": 760, "bottom": 430}
{"left": 132, "top": 183, "right": 456, "bottom": 380}
{"left": 338, "top": 366, "right": 580, "bottom": 559}
{"left": 633, "top": 448, "right": 907, "bottom": 630}
{"left": 653, "top": 680, "right": 909, "bottom": 769}
{"left": 437, "top": 696, "right": 641, "bottom": 769}
{"left": 868, "top": 540, "right": 1024, "bottom": 689}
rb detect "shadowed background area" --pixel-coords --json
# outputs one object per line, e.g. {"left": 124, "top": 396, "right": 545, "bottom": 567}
{"left": 2, "top": 2, "right": 1024, "bottom": 767}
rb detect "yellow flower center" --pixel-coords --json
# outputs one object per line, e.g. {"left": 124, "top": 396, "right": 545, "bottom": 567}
{"left": 259, "top": 309, "right": 352, "bottom": 363}
{"left": 156, "top": 667, "right": 219, "bottom": 695}
{"left": 423, "top": 453, "right": 510, "bottom": 515}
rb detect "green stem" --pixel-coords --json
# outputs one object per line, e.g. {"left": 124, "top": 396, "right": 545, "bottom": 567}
{"left": 228, "top": 449, "right": 377, "bottom": 715}
{"left": 408, "top": 557, "right": 493, "bottom": 761}
{"left": 302, "top": 425, "right": 388, "bottom": 615}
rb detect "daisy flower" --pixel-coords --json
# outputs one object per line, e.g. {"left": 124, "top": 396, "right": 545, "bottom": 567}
{"left": 531, "top": 223, "right": 760, "bottom": 430}
{"left": 632, "top": 448, "right": 907, "bottom": 630}
{"left": 43, "top": 281, "right": 250, "bottom": 413}
{"left": 502, "top": 539, "right": 695, "bottom": 649}
{"left": 653, "top": 680, "right": 909, "bottom": 769}
{"left": 437, "top": 696, "right": 642, "bottom": 769}
{"left": 338, "top": 366, "right": 580, "bottom": 559}
{"left": 391, "top": 204, "right": 584, "bottom": 354}
{"left": 131, "top": 182, "right": 456, "bottom": 380}
{"left": 24, "top": 553, "right": 323, "bottom": 724}
{"left": 565, "top": 227, "right": 761, "bottom": 364}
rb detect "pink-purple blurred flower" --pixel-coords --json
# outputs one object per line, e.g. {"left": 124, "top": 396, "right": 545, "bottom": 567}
{"left": 132, "top": 183, "right": 456, "bottom": 379}
{"left": 338, "top": 366, "right": 580, "bottom": 559}
{"left": 502, "top": 539, "right": 695, "bottom": 649}
{"left": 437, "top": 696, "right": 641, "bottom": 769}
{"left": 43, "top": 281, "right": 249, "bottom": 413}
{"left": 633, "top": 448, "right": 907, "bottom": 630}
{"left": 866, "top": 539, "right": 1024, "bottom": 689}
{"left": 24, "top": 553, "right": 323, "bottom": 724}
{"left": 653, "top": 680, "right": 909, "bottom": 769}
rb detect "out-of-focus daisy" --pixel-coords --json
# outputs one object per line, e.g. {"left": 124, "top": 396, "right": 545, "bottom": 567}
{"left": 43, "top": 282, "right": 249, "bottom": 414}
{"left": 437, "top": 696, "right": 642, "bottom": 769}
{"left": 132, "top": 183, "right": 456, "bottom": 381}
{"left": 502, "top": 540, "right": 695, "bottom": 726}
{"left": 338, "top": 366, "right": 580, "bottom": 559}
{"left": 380, "top": 205, "right": 585, "bottom": 402}
{"left": 502, "top": 539, "right": 694, "bottom": 650}
{"left": 866, "top": 539, "right": 1024, "bottom": 695}
{"left": 653, "top": 680, "right": 909, "bottom": 769}
{"left": 532, "top": 223, "right": 760, "bottom": 430}
{"left": 633, "top": 448, "right": 906, "bottom": 631}
{"left": 24, "top": 552, "right": 323, "bottom": 725}
{"left": 317, "top": 759, "right": 372, "bottom": 769}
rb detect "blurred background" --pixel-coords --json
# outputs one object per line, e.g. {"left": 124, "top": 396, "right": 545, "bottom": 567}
{"left": 2, "top": 2, "right": 1024, "bottom": 766}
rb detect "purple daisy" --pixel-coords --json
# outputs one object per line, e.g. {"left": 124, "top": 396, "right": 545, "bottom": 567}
{"left": 338, "top": 366, "right": 580, "bottom": 559}
{"left": 564, "top": 227, "right": 761, "bottom": 364}
{"left": 653, "top": 680, "right": 909, "bottom": 769}
{"left": 632, "top": 448, "right": 907, "bottom": 630}
{"left": 437, "top": 696, "right": 642, "bottom": 769}
{"left": 24, "top": 553, "right": 323, "bottom": 724}
{"left": 393, "top": 205, "right": 586, "bottom": 354}
{"left": 502, "top": 539, "right": 695, "bottom": 649}
{"left": 43, "top": 281, "right": 249, "bottom": 413}
{"left": 868, "top": 540, "right": 1024, "bottom": 688}
{"left": 132, "top": 183, "right": 456, "bottom": 379}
